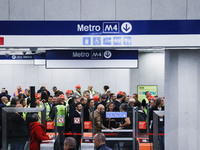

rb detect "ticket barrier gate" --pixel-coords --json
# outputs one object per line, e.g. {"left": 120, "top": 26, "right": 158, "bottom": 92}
{"left": 102, "top": 107, "right": 136, "bottom": 150}
{"left": 1, "top": 107, "right": 46, "bottom": 150}
{"left": 102, "top": 107, "right": 153, "bottom": 150}
{"left": 81, "top": 106, "right": 94, "bottom": 144}
{"left": 153, "top": 111, "right": 165, "bottom": 150}
{"left": 136, "top": 107, "right": 153, "bottom": 150}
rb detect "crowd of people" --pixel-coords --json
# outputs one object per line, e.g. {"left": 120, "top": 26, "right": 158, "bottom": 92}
{"left": 0, "top": 84, "right": 165, "bottom": 150}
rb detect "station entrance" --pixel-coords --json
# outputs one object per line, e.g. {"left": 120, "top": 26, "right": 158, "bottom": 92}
{"left": 1, "top": 20, "right": 200, "bottom": 150}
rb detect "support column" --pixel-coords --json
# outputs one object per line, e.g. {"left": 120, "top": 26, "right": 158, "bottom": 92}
{"left": 165, "top": 49, "right": 200, "bottom": 150}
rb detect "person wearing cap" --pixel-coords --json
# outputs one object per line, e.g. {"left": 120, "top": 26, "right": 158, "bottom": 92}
{"left": 65, "top": 90, "right": 73, "bottom": 105}
{"left": 50, "top": 94, "right": 67, "bottom": 133}
{"left": 35, "top": 93, "right": 44, "bottom": 108}
{"left": 74, "top": 84, "right": 82, "bottom": 97}
{"left": 85, "top": 85, "right": 96, "bottom": 99}
{"left": 93, "top": 95, "right": 99, "bottom": 108}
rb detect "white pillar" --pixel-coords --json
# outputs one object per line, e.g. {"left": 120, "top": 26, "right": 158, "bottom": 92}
{"left": 165, "top": 49, "right": 200, "bottom": 150}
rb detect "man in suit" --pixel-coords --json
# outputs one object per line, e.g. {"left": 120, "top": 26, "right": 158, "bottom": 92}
{"left": 93, "top": 133, "right": 112, "bottom": 150}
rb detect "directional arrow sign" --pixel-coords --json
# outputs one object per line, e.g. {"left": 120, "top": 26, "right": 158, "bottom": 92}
{"left": 104, "top": 50, "right": 112, "bottom": 59}
{"left": 121, "top": 22, "right": 132, "bottom": 33}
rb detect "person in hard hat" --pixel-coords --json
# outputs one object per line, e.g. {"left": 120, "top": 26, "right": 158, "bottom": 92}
{"left": 93, "top": 95, "right": 99, "bottom": 108}
{"left": 65, "top": 90, "right": 73, "bottom": 105}
{"left": 74, "top": 85, "right": 82, "bottom": 97}
{"left": 50, "top": 94, "right": 67, "bottom": 133}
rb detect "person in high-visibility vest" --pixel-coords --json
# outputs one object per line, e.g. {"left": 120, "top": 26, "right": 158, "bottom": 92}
{"left": 74, "top": 84, "right": 82, "bottom": 97}
{"left": 45, "top": 96, "right": 54, "bottom": 121}
{"left": 85, "top": 85, "right": 96, "bottom": 99}
{"left": 50, "top": 94, "right": 67, "bottom": 133}
{"left": 65, "top": 90, "right": 73, "bottom": 105}
{"left": 13, "top": 86, "right": 25, "bottom": 97}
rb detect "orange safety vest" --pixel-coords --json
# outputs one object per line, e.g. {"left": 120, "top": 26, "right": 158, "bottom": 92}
{"left": 14, "top": 90, "right": 25, "bottom": 97}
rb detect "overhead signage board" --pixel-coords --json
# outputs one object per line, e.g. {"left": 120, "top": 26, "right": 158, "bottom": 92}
{"left": 46, "top": 50, "right": 138, "bottom": 69}
{"left": 106, "top": 112, "right": 127, "bottom": 118}
{"left": 0, "top": 20, "right": 200, "bottom": 47}
{"left": 0, "top": 54, "right": 46, "bottom": 65}
{"left": 138, "top": 85, "right": 158, "bottom": 102}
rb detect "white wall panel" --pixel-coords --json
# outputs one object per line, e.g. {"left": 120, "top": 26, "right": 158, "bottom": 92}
{"left": 116, "top": 0, "right": 151, "bottom": 20}
{"left": 187, "top": 0, "right": 200, "bottom": 19}
{"left": 0, "top": 0, "right": 9, "bottom": 20}
{"left": 81, "top": 0, "right": 115, "bottom": 20}
{"left": 130, "top": 52, "right": 165, "bottom": 97}
{"left": 152, "top": 0, "right": 187, "bottom": 20}
{"left": 11, "top": 65, "right": 26, "bottom": 95}
{"left": 45, "top": 0, "right": 80, "bottom": 20}
{"left": 165, "top": 49, "right": 200, "bottom": 150}
{"left": 0, "top": 65, "right": 12, "bottom": 95}
{"left": 10, "top": 0, "right": 44, "bottom": 20}
{"left": 0, "top": 53, "right": 164, "bottom": 98}
{"left": 25, "top": 64, "right": 38, "bottom": 88}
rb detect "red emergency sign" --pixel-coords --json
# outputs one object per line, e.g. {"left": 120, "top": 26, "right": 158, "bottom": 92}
{"left": 0, "top": 37, "right": 4, "bottom": 45}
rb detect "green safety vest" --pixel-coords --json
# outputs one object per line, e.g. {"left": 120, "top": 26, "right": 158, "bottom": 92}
{"left": 66, "top": 97, "right": 72, "bottom": 105}
{"left": 45, "top": 102, "right": 52, "bottom": 121}
{"left": 55, "top": 105, "right": 67, "bottom": 127}
{"left": 143, "top": 98, "right": 149, "bottom": 114}
{"left": 74, "top": 91, "right": 82, "bottom": 96}
{"left": 6, "top": 101, "right": 11, "bottom": 106}
{"left": 85, "top": 89, "right": 96, "bottom": 96}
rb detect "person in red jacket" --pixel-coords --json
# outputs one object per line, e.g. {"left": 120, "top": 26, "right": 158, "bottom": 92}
{"left": 29, "top": 113, "right": 53, "bottom": 150}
